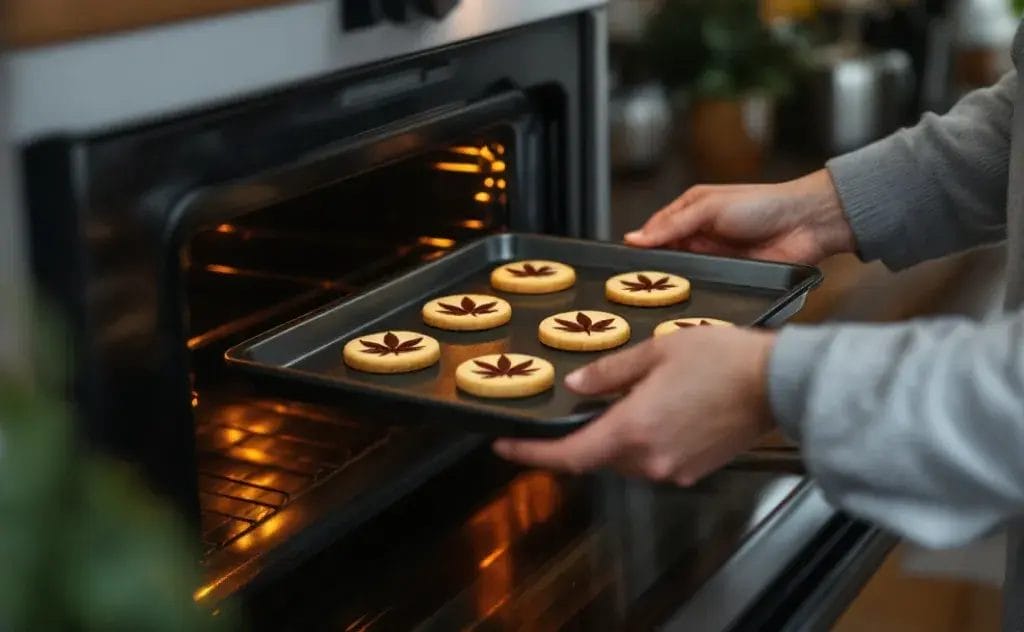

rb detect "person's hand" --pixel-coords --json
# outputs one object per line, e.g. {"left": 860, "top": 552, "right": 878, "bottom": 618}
{"left": 624, "top": 169, "right": 856, "bottom": 265}
{"left": 492, "top": 328, "right": 777, "bottom": 485}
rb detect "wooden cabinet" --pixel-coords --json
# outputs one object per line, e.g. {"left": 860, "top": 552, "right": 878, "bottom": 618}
{"left": 2, "top": 0, "right": 300, "bottom": 48}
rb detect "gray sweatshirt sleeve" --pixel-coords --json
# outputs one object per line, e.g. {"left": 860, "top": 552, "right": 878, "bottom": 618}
{"left": 770, "top": 314, "right": 1024, "bottom": 548}
{"left": 769, "top": 74, "right": 1024, "bottom": 547}
{"left": 826, "top": 72, "right": 1016, "bottom": 270}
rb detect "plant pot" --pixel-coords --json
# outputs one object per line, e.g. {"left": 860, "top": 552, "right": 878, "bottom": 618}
{"left": 689, "top": 95, "right": 774, "bottom": 183}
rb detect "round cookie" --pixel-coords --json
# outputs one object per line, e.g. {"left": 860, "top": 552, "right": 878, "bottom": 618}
{"left": 605, "top": 271, "right": 691, "bottom": 307}
{"left": 422, "top": 294, "right": 512, "bottom": 331}
{"left": 653, "top": 317, "right": 734, "bottom": 337}
{"left": 538, "top": 310, "right": 630, "bottom": 352}
{"left": 490, "top": 260, "right": 576, "bottom": 294}
{"left": 343, "top": 331, "right": 440, "bottom": 374}
{"left": 456, "top": 353, "right": 555, "bottom": 399}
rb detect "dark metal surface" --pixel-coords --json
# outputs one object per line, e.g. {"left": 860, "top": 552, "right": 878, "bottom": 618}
{"left": 226, "top": 233, "right": 822, "bottom": 437}
{"left": 244, "top": 450, "right": 822, "bottom": 630}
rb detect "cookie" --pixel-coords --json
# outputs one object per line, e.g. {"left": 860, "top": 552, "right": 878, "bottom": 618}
{"left": 490, "top": 260, "right": 576, "bottom": 294}
{"left": 456, "top": 353, "right": 555, "bottom": 399}
{"left": 538, "top": 310, "right": 630, "bottom": 352}
{"left": 342, "top": 331, "right": 440, "bottom": 374}
{"left": 422, "top": 294, "right": 512, "bottom": 331}
{"left": 605, "top": 271, "right": 691, "bottom": 307}
{"left": 653, "top": 317, "right": 734, "bottom": 337}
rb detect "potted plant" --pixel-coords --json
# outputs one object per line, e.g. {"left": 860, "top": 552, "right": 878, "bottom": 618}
{"left": 644, "top": 0, "right": 799, "bottom": 181}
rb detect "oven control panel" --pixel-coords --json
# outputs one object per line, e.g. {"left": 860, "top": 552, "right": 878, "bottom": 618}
{"left": 343, "top": 0, "right": 460, "bottom": 30}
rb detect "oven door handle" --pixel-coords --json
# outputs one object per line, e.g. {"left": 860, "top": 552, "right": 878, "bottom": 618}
{"left": 166, "top": 89, "right": 531, "bottom": 248}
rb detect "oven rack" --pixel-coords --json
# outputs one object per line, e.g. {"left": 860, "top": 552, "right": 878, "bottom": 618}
{"left": 194, "top": 395, "right": 396, "bottom": 556}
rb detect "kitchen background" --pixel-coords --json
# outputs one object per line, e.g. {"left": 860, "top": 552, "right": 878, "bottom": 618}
{"left": 607, "top": 0, "right": 1014, "bottom": 629}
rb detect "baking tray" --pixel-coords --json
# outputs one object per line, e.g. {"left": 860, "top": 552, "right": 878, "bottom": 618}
{"left": 225, "top": 233, "right": 822, "bottom": 437}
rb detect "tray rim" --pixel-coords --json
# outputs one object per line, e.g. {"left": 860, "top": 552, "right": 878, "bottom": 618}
{"left": 223, "top": 232, "right": 823, "bottom": 432}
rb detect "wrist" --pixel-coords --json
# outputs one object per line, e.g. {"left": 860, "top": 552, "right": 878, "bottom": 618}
{"left": 793, "top": 169, "right": 857, "bottom": 258}
{"left": 749, "top": 330, "right": 779, "bottom": 435}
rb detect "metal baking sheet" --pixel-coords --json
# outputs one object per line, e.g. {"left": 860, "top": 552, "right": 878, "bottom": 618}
{"left": 225, "top": 233, "right": 822, "bottom": 437}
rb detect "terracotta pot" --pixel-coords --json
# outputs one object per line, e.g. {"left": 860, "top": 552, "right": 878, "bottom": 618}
{"left": 689, "top": 95, "right": 774, "bottom": 183}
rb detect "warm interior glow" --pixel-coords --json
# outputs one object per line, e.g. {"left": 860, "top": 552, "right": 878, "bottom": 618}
{"left": 417, "top": 236, "right": 456, "bottom": 248}
{"left": 490, "top": 160, "right": 506, "bottom": 173}
{"left": 478, "top": 543, "right": 510, "bottom": 569}
{"left": 496, "top": 144, "right": 506, "bottom": 155}
{"left": 479, "top": 146, "right": 495, "bottom": 162}
{"left": 459, "top": 219, "right": 485, "bottom": 230}
{"left": 496, "top": 179, "right": 507, "bottom": 190}
{"left": 227, "top": 446, "right": 273, "bottom": 465}
{"left": 474, "top": 192, "right": 492, "bottom": 203}
{"left": 433, "top": 161, "right": 482, "bottom": 174}
{"left": 215, "top": 223, "right": 236, "bottom": 233}
{"left": 449, "top": 146, "right": 482, "bottom": 156}
{"left": 484, "top": 177, "right": 495, "bottom": 188}
{"left": 204, "top": 264, "right": 242, "bottom": 275}
{"left": 467, "top": 471, "right": 562, "bottom": 619}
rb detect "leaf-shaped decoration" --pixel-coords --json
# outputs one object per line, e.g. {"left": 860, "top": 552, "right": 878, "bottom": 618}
{"left": 436, "top": 296, "right": 499, "bottom": 317}
{"left": 359, "top": 332, "right": 425, "bottom": 355}
{"left": 621, "top": 274, "right": 676, "bottom": 293}
{"left": 553, "top": 312, "right": 617, "bottom": 336}
{"left": 472, "top": 355, "right": 540, "bottom": 379}
{"left": 507, "top": 263, "right": 556, "bottom": 278}
{"left": 675, "top": 319, "right": 713, "bottom": 328}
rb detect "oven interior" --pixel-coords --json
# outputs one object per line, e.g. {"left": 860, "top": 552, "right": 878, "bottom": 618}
{"left": 184, "top": 128, "right": 516, "bottom": 562}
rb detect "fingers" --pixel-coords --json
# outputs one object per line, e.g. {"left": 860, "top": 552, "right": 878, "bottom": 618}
{"left": 492, "top": 412, "right": 622, "bottom": 472}
{"left": 626, "top": 188, "right": 714, "bottom": 248}
{"left": 564, "top": 339, "right": 659, "bottom": 395}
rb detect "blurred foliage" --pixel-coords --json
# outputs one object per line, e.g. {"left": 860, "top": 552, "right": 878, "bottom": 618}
{"left": 1014, "top": 0, "right": 1024, "bottom": 15}
{"left": 644, "top": 0, "right": 803, "bottom": 99}
{"left": 0, "top": 318, "right": 233, "bottom": 630}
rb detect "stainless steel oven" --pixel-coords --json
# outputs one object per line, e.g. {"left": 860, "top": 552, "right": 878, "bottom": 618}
{"left": 11, "top": 0, "right": 611, "bottom": 606}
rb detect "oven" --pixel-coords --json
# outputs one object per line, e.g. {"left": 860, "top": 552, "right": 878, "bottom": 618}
{"left": 5, "top": 1, "right": 892, "bottom": 629}
{"left": 14, "top": 0, "right": 611, "bottom": 606}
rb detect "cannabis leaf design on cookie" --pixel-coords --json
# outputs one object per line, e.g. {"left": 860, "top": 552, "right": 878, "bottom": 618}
{"left": 473, "top": 355, "right": 540, "bottom": 379}
{"left": 360, "top": 332, "right": 424, "bottom": 356}
{"left": 621, "top": 274, "right": 676, "bottom": 293}
{"left": 554, "top": 312, "right": 617, "bottom": 336}
{"left": 437, "top": 296, "right": 498, "bottom": 317}
{"left": 506, "top": 263, "right": 556, "bottom": 278}
{"left": 676, "top": 320, "right": 713, "bottom": 328}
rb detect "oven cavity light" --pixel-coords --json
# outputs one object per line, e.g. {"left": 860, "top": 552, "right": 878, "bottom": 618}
{"left": 449, "top": 146, "right": 482, "bottom": 156}
{"left": 479, "top": 146, "right": 495, "bottom": 162}
{"left": 418, "top": 236, "right": 456, "bottom": 248}
{"left": 433, "top": 161, "right": 481, "bottom": 174}
{"left": 459, "top": 219, "right": 485, "bottom": 230}
{"left": 478, "top": 544, "right": 510, "bottom": 569}
{"left": 474, "top": 192, "right": 492, "bottom": 204}
{"left": 484, "top": 177, "right": 495, "bottom": 188}
{"left": 490, "top": 160, "right": 506, "bottom": 173}
{"left": 215, "top": 223, "right": 237, "bottom": 233}
{"left": 496, "top": 179, "right": 507, "bottom": 190}
{"left": 495, "top": 144, "right": 506, "bottom": 155}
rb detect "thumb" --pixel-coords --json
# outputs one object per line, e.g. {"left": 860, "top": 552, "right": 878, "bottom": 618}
{"left": 565, "top": 339, "right": 658, "bottom": 395}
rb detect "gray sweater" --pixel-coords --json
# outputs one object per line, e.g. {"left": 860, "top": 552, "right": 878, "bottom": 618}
{"left": 768, "top": 34, "right": 1024, "bottom": 630}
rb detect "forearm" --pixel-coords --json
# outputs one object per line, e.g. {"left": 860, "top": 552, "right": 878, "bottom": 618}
{"left": 770, "top": 312, "right": 1024, "bottom": 547}
{"left": 827, "top": 72, "right": 1016, "bottom": 270}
